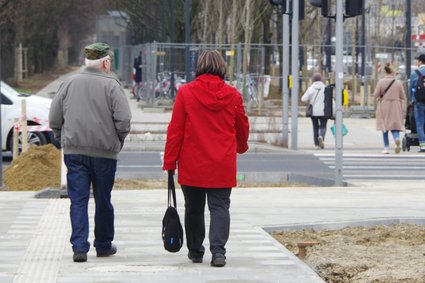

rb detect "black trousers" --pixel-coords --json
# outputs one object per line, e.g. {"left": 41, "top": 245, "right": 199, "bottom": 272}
{"left": 311, "top": 116, "right": 329, "bottom": 146}
{"left": 181, "top": 185, "right": 232, "bottom": 257}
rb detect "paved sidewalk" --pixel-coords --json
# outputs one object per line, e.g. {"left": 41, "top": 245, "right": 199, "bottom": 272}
{"left": 1, "top": 183, "right": 424, "bottom": 283}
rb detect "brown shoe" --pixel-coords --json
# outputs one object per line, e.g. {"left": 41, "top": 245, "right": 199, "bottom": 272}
{"left": 395, "top": 139, "right": 401, "bottom": 154}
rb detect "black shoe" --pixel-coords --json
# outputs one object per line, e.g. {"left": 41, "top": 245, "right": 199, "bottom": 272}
{"left": 188, "top": 252, "right": 203, "bottom": 263}
{"left": 96, "top": 243, "right": 117, "bottom": 257}
{"left": 73, "top": 252, "right": 87, "bottom": 262}
{"left": 211, "top": 253, "right": 226, "bottom": 267}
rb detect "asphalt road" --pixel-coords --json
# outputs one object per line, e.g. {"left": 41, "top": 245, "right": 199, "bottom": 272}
{"left": 115, "top": 151, "right": 333, "bottom": 181}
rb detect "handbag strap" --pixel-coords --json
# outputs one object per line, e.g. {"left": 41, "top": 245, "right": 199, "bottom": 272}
{"left": 380, "top": 79, "right": 395, "bottom": 98}
{"left": 311, "top": 88, "right": 321, "bottom": 104}
{"left": 168, "top": 171, "right": 177, "bottom": 208}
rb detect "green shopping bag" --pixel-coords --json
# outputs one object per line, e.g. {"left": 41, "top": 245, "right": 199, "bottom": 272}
{"left": 330, "top": 123, "right": 348, "bottom": 137}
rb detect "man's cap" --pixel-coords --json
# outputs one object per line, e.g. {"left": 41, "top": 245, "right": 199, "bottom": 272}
{"left": 415, "top": 54, "right": 425, "bottom": 62}
{"left": 84, "top": 43, "right": 111, "bottom": 60}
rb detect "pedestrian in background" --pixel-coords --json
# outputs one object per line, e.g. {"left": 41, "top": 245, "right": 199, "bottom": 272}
{"left": 49, "top": 43, "right": 132, "bottom": 262}
{"left": 409, "top": 54, "right": 425, "bottom": 152}
{"left": 373, "top": 63, "right": 406, "bottom": 154}
{"left": 162, "top": 50, "right": 249, "bottom": 267}
{"left": 301, "top": 73, "right": 329, "bottom": 149}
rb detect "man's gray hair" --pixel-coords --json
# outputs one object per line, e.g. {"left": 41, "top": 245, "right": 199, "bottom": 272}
{"left": 85, "top": 55, "right": 110, "bottom": 67}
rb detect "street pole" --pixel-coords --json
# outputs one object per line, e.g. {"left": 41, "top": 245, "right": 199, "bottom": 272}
{"left": 170, "top": 0, "right": 175, "bottom": 98}
{"left": 0, "top": 27, "right": 3, "bottom": 188}
{"left": 406, "top": 0, "right": 412, "bottom": 80}
{"left": 162, "top": 0, "right": 166, "bottom": 42}
{"left": 282, "top": 0, "right": 290, "bottom": 147}
{"left": 334, "top": 0, "right": 344, "bottom": 186}
{"left": 290, "top": 0, "right": 299, "bottom": 150}
{"left": 326, "top": 18, "right": 331, "bottom": 73}
{"left": 185, "top": 0, "right": 191, "bottom": 83}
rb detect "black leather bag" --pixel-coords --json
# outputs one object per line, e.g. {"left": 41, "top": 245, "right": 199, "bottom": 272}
{"left": 305, "top": 89, "right": 320, "bottom": 117}
{"left": 162, "top": 171, "right": 184, "bottom": 253}
{"left": 305, "top": 104, "right": 313, "bottom": 117}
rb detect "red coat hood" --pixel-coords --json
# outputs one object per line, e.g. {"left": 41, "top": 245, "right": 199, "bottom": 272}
{"left": 189, "top": 74, "right": 236, "bottom": 111}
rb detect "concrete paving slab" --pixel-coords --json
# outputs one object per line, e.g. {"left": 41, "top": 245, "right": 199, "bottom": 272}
{"left": 1, "top": 184, "right": 424, "bottom": 283}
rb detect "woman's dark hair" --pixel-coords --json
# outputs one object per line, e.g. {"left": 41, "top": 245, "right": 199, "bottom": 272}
{"left": 384, "top": 63, "right": 393, "bottom": 74}
{"left": 195, "top": 50, "right": 227, "bottom": 79}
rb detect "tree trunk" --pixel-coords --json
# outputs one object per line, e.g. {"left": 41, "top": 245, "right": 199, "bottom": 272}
{"left": 217, "top": 0, "right": 224, "bottom": 47}
{"left": 202, "top": 1, "right": 210, "bottom": 43}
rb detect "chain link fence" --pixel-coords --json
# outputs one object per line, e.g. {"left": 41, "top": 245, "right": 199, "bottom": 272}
{"left": 113, "top": 42, "right": 419, "bottom": 115}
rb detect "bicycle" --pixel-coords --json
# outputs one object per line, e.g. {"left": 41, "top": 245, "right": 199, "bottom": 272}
{"left": 235, "top": 73, "right": 258, "bottom": 106}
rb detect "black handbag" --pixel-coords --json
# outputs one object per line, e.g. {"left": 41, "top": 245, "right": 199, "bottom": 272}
{"left": 305, "top": 104, "right": 313, "bottom": 117}
{"left": 162, "top": 171, "right": 184, "bottom": 253}
{"left": 306, "top": 89, "right": 320, "bottom": 117}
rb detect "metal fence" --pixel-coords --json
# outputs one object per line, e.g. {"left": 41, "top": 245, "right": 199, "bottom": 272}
{"left": 113, "top": 42, "right": 420, "bottom": 115}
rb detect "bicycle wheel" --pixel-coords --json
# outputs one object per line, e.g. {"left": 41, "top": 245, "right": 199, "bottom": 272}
{"left": 137, "top": 84, "right": 149, "bottom": 102}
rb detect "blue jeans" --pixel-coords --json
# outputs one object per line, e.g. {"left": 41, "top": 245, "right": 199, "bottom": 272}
{"left": 382, "top": 131, "right": 400, "bottom": 148}
{"left": 414, "top": 102, "right": 425, "bottom": 147}
{"left": 64, "top": 154, "right": 117, "bottom": 253}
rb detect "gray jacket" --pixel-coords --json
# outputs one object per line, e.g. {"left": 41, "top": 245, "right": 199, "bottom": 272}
{"left": 49, "top": 67, "right": 132, "bottom": 160}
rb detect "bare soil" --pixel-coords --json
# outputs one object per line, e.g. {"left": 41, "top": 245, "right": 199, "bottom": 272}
{"left": 14, "top": 66, "right": 77, "bottom": 93}
{"left": 272, "top": 224, "right": 425, "bottom": 283}
{"left": 4, "top": 144, "right": 61, "bottom": 190}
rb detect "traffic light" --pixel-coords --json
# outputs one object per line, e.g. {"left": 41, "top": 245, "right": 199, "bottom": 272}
{"left": 345, "top": 0, "right": 363, "bottom": 17}
{"left": 308, "top": 0, "right": 329, "bottom": 18}
{"left": 269, "top": 0, "right": 286, "bottom": 10}
{"left": 269, "top": 0, "right": 304, "bottom": 20}
{"left": 309, "top": 0, "right": 363, "bottom": 18}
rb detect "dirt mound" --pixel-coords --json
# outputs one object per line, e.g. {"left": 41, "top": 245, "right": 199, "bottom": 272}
{"left": 272, "top": 224, "right": 425, "bottom": 282}
{"left": 4, "top": 144, "right": 61, "bottom": 190}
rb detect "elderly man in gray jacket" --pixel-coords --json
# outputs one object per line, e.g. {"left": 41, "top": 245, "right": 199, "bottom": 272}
{"left": 49, "top": 42, "right": 131, "bottom": 263}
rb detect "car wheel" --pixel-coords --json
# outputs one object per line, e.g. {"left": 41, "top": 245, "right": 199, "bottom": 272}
{"left": 8, "top": 131, "right": 48, "bottom": 152}
{"left": 402, "top": 136, "right": 406, "bottom": 152}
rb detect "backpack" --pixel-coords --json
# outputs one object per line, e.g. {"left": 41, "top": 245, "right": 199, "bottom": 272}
{"left": 414, "top": 69, "right": 425, "bottom": 103}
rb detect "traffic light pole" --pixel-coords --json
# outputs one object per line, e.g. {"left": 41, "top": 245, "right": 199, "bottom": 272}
{"left": 290, "top": 0, "right": 299, "bottom": 150}
{"left": 334, "top": 0, "right": 344, "bottom": 186}
{"left": 282, "top": 0, "right": 290, "bottom": 147}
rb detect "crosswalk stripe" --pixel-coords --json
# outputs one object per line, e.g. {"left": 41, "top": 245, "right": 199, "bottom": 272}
{"left": 328, "top": 165, "right": 425, "bottom": 169}
{"left": 322, "top": 159, "right": 425, "bottom": 164}
{"left": 316, "top": 153, "right": 425, "bottom": 181}
{"left": 315, "top": 153, "right": 425, "bottom": 158}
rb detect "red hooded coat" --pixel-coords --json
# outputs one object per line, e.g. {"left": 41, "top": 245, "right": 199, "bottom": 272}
{"left": 162, "top": 74, "right": 249, "bottom": 188}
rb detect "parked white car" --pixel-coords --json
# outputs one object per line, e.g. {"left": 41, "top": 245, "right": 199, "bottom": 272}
{"left": 1, "top": 81, "right": 58, "bottom": 151}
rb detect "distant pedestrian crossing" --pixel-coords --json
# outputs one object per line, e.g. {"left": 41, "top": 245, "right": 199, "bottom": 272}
{"left": 315, "top": 153, "right": 425, "bottom": 181}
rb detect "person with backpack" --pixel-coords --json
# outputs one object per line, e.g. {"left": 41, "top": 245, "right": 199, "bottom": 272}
{"left": 409, "top": 54, "right": 425, "bottom": 152}
{"left": 301, "top": 73, "right": 330, "bottom": 149}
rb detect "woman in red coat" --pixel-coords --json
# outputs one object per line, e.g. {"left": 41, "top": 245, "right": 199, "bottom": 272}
{"left": 163, "top": 50, "right": 249, "bottom": 267}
